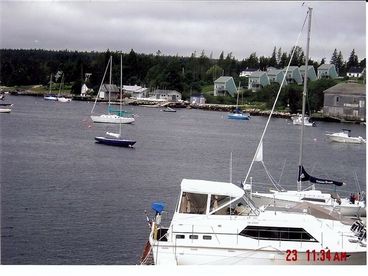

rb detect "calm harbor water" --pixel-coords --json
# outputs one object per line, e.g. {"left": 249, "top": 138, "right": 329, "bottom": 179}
{"left": 1, "top": 95, "right": 366, "bottom": 264}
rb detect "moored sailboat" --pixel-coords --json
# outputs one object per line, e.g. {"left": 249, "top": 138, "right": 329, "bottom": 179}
{"left": 94, "top": 55, "right": 136, "bottom": 148}
{"left": 90, "top": 56, "right": 135, "bottom": 124}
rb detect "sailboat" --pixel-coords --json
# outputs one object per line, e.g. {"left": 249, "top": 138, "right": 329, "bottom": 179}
{"left": 140, "top": 8, "right": 366, "bottom": 266}
{"left": 44, "top": 74, "right": 58, "bottom": 101}
{"left": 95, "top": 55, "right": 136, "bottom": 148}
{"left": 57, "top": 73, "right": 72, "bottom": 102}
{"left": 90, "top": 56, "right": 135, "bottom": 124}
{"left": 228, "top": 82, "right": 250, "bottom": 120}
{"left": 243, "top": 8, "right": 365, "bottom": 217}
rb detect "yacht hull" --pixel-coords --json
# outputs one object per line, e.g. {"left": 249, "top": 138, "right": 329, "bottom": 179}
{"left": 90, "top": 115, "right": 135, "bottom": 124}
{"left": 150, "top": 243, "right": 366, "bottom": 265}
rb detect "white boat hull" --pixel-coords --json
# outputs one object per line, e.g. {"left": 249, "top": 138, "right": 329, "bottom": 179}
{"left": 326, "top": 134, "right": 366, "bottom": 144}
{"left": 57, "top": 97, "right": 72, "bottom": 103}
{"left": 151, "top": 243, "right": 366, "bottom": 265}
{"left": 90, "top": 114, "right": 135, "bottom": 124}
{"left": 0, "top": 108, "right": 11, "bottom": 113}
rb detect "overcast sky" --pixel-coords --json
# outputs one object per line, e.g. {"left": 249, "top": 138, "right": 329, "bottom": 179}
{"left": 0, "top": 0, "right": 366, "bottom": 62}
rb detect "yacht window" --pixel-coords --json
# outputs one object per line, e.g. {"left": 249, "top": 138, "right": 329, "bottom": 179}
{"left": 179, "top": 192, "right": 207, "bottom": 214}
{"left": 203, "top": 235, "right": 212, "bottom": 240}
{"left": 189, "top": 235, "right": 198, "bottom": 240}
{"left": 175, "top": 234, "right": 185, "bottom": 239}
{"left": 239, "top": 226, "right": 317, "bottom": 242}
{"left": 210, "top": 195, "right": 232, "bottom": 215}
{"left": 301, "top": 197, "right": 326, "bottom": 203}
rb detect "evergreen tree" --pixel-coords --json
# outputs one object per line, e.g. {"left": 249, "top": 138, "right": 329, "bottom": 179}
{"left": 347, "top": 49, "right": 359, "bottom": 69}
{"left": 269, "top": 47, "right": 277, "bottom": 67}
{"left": 330, "top": 49, "right": 338, "bottom": 65}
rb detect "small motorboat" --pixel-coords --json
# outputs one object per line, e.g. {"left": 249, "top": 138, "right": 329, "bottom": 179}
{"left": 228, "top": 108, "right": 250, "bottom": 120}
{"left": 326, "top": 129, "right": 366, "bottom": 144}
{"left": 291, "top": 114, "right": 316, "bottom": 127}
{"left": 162, "top": 107, "right": 176, "bottom": 112}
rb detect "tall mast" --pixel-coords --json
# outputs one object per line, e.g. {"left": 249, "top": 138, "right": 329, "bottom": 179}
{"left": 297, "top": 7, "right": 312, "bottom": 192}
{"left": 119, "top": 54, "right": 122, "bottom": 135}
{"left": 108, "top": 56, "right": 112, "bottom": 113}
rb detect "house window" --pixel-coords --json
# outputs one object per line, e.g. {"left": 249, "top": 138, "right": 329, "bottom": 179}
{"left": 335, "top": 96, "right": 340, "bottom": 104}
{"left": 359, "top": 100, "right": 365, "bottom": 108}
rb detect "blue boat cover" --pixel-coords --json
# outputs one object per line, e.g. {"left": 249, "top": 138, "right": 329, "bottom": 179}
{"left": 152, "top": 202, "right": 165, "bottom": 214}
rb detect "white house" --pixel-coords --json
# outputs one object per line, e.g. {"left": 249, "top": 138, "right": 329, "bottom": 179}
{"left": 347, "top": 67, "right": 365, "bottom": 78}
{"left": 267, "top": 69, "right": 286, "bottom": 87}
{"left": 239, "top": 68, "right": 259, "bottom": 77}
{"left": 123, "top": 85, "right": 149, "bottom": 98}
{"left": 150, "top": 89, "right": 182, "bottom": 102}
{"left": 190, "top": 94, "right": 206, "bottom": 105}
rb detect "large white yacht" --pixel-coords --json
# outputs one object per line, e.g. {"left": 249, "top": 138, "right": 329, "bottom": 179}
{"left": 141, "top": 179, "right": 366, "bottom": 265}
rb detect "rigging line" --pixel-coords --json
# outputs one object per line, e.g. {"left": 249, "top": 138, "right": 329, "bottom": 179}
{"left": 243, "top": 11, "right": 309, "bottom": 185}
{"left": 353, "top": 170, "right": 362, "bottom": 194}
{"left": 91, "top": 56, "right": 111, "bottom": 114}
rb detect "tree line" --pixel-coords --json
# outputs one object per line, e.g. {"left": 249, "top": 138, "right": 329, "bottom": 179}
{"left": 0, "top": 47, "right": 365, "bottom": 104}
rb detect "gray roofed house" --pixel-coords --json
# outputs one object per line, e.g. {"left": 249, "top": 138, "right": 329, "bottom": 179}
{"left": 283, "top": 66, "right": 303, "bottom": 85}
{"left": 317, "top": 64, "right": 338, "bottom": 79}
{"left": 323, "top": 82, "right": 366, "bottom": 122}
{"left": 99, "top": 84, "right": 120, "bottom": 99}
{"left": 267, "top": 69, "right": 286, "bottom": 87}
{"left": 150, "top": 89, "right": 182, "bottom": 102}
{"left": 248, "top": 71, "right": 270, "bottom": 92}
{"left": 299, "top": 65, "right": 317, "bottom": 81}
{"left": 214, "top": 76, "right": 237, "bottom": 97}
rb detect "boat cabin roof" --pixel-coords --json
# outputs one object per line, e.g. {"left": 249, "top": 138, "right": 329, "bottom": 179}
{"left": 181, "top": 179, "right": 244, "bottom": 198}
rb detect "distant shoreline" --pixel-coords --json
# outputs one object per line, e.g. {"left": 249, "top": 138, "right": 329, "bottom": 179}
{"left": 3, "top": 90, "right": 364, "bottom": 124}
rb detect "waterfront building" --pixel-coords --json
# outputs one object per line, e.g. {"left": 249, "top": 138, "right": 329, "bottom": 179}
{"left": 123, "top": 85, "right": 148, "bottom": 99}
{"left": 190, "top": 94, "right": 206, "bottom": 105}
{"left": 150, "top": 89, "right": 182, "bottom": 102}
{"left": 323, "top": 82, "right": 366, "bottom": 122}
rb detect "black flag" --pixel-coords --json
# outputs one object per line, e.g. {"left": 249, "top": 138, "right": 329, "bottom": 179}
{"left": 298, "top": 166, "right": 345, "bottom": 187}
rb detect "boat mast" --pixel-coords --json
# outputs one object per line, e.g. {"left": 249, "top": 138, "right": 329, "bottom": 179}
{"left": 119, "top": 54, "right": 123, "bottom": 136}
{"left": 297, "top": 7, "right": 312, "bottom": 192}
{"left": 108, "top": 56, "right": 112, "bottom": 114}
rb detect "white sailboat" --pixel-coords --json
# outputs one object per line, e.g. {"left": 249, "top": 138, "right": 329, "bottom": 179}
{"left": 90, "top": 56, "right": 135, "bottom": 124}
{"left": 44, "top": 74, "right": 58, "bottom": 101}
{"left": 243, "top": 8, "right": 365, "bottom": 218}
{"left": 95, "top": 55, "right": 136, "bottom": 147}
{"left": 57, "top": 72, "right": 72, "bottom": 102}
{"left": 141, "top": 8, "right": 366, "bottom": 266}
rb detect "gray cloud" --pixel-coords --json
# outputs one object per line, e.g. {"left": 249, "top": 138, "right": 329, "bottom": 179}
{"left": 0, "top": 1, "right": 365, "bottom": 61}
